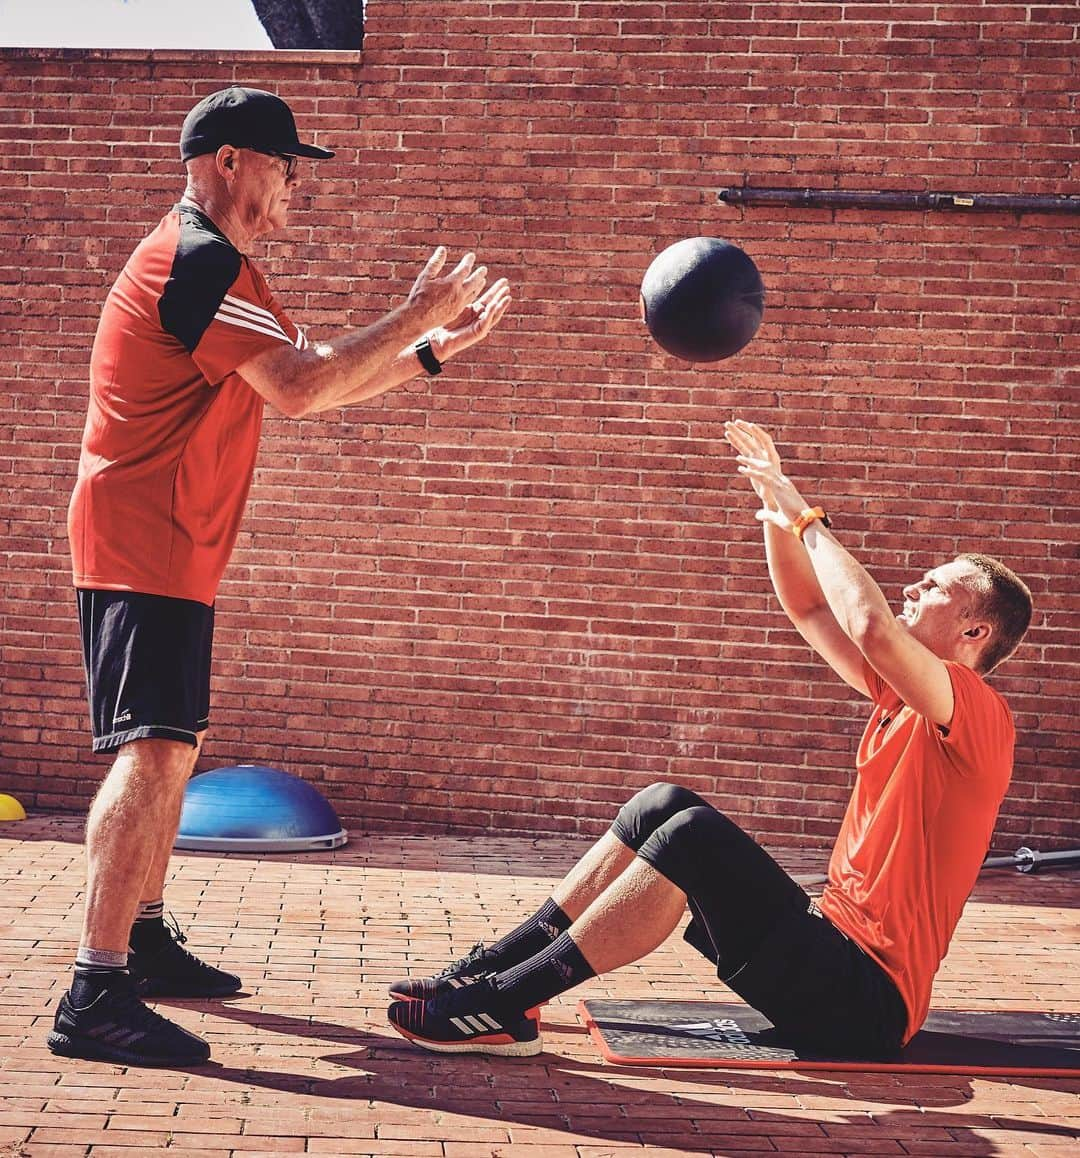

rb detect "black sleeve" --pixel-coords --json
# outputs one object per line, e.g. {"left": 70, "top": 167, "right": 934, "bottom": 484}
{"left": 158, "top": 228, "right": 242, "bottom": 354}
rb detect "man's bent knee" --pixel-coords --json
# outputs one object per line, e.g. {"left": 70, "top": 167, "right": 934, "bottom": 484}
{"left": 611, "top": 782, "right": 713, "bottom": 851}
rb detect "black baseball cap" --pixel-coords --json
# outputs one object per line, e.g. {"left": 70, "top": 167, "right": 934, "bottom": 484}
{"left": 180, "top": 86, "right": 335, "bottom": 163}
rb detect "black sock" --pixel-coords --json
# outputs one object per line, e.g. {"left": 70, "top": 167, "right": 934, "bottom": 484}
{"left": 490, "top": 931, "right": 596, "bottom": 1012}
{"left": 485, "top": 898, "right": 572, "bottom": 970}
{"left": 129, "top": 901, "right": 171, "bottom": 954}
{"left": 70, "top": 948, "right": 128, "bottom": 1007}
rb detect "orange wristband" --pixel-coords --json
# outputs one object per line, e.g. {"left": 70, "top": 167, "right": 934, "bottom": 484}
{"left": 792, "top": 507, "right": 830, "bottom": 541}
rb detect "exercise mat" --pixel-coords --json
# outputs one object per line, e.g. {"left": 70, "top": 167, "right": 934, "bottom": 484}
{"left": 579, "top": 999, "right": 1080, "bottom": 1076}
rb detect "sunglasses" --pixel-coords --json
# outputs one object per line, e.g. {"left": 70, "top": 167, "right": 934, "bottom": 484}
{"left": 246, "top": 148, "right": 299, "bottom": 180}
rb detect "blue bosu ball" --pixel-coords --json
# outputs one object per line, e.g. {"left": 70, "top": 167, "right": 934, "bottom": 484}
{"left": 175, "top": 765, "right": 348, "bottom": 852}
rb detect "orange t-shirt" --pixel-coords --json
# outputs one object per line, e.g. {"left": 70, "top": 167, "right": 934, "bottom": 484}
{"left": 819, "top": 661, "right": 1014, "bottom": 1043}
{"left": 68, "top": 205, "right": 306, "bottom": 606}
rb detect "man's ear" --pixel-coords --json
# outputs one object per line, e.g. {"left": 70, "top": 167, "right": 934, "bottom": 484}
{"left": 216, "top": 145, "right": 238, "bottom": 179}
{"left": 962, "top": 622, "right": 991, "bottom": 641}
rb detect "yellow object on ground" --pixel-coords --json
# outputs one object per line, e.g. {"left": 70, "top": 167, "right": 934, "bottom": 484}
{"left": 0, "top": 794, "right": 26, "bottom": 821}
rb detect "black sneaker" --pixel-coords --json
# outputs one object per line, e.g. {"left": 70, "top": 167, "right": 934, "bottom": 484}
{"left": 47, "top": 972, "right": 211, "bottom": 1067}
{"left": 129, "top": 916, "right": 242, "bottom": 998}
{"left": 387, "top": 975, "right": 541, "bottom": 1056}
{"left": 388, "top": 941, "right": 500, "bottom": 1001}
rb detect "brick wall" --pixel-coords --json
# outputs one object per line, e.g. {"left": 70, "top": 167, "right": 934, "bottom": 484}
{"left": 1, "top": 2, "right": 1077, "bottom": 848}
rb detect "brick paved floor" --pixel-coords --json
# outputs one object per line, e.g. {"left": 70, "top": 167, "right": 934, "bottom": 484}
{"left": 1, "top": 815, "right": 1077, "bottom": 1157}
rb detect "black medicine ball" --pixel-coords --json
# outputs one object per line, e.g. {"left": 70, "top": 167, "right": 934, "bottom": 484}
{"left": 640, "top": 236, "right": 765, "bottom": 362}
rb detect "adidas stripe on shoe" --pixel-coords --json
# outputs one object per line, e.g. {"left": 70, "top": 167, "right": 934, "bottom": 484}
{"left": 387, "top": 975, "right": 541, "bottom": 1057}
{"left": 47, "top": 972, "right": 211, "bottom": 1067}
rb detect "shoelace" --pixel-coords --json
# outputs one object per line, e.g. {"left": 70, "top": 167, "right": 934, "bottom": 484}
{"left": 428, "top": 971, "right": 499, "bottom": 1015}
{"left": 151, "top": 915, "right": 216, "bottom": 974}
{"left": 435, "top": 941, "right": 490, "bottom": 980}
{"left": 164, "top": 912, "right": 188, "bottom": 947}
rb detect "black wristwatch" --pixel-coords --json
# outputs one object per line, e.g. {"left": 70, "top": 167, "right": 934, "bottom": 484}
{"left": 415, "top": 337, "right": 443, "bottom": 376}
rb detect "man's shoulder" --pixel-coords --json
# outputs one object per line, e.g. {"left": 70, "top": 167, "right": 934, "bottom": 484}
{"left": 944, "top": 660, "right": 1009, "bottom": 706}
{"left": 157, "top": 206, "right": 246, "bottom": 354}
{"left": 943, "top": 660, "right": 1015, "bottom": 740}
{"left": 171, "top": 204, "right": 243, "bottom": 283}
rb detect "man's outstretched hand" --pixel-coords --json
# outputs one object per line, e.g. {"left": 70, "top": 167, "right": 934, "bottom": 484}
{"left": 723, "top": 419, "right": 811, "bottom": 532}
{"left": 407, "top": 247, "right": 489, "bottom": 330}
{"left": 405, "top": 246, "right": 513, "bottom": 366}
{"left": 428, "top": 277, "right": 513, "bottom": 364}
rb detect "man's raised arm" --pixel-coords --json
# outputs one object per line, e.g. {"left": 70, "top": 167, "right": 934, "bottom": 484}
{"left": 724, "top": 420, "right": 870, "bottom": 699}
{"left": 726, "top": 419, "right": 956, "bottom": 724}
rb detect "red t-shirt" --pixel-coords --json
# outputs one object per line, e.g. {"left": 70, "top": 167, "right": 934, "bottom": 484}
{"left": 820, "top": 661, "right": 1015, "bottom": 1042}
{"left": 68, "top": 204, "right": 305, "bottom": 606}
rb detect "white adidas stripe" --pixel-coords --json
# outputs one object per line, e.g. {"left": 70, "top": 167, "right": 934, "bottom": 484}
{"left": 476, "top": 1012, "right": 502, "bottom": 1030}
{"left": 218, "top": 301, "right": 285, "bottom": 330}
{"left": 449, "top": 1016, "right": 473, "bottom": 1034}
{"left": 463, "top": 1014, "right": 495, "bottom": 1033}
{"left": 216, "top": 294, "right": 300, "bottom": 347}
{"left": 213, "top": 312, "right": 293, "bottom": 343}
{"left": 218, "top": 299, "right": 288, "bottom": 332}
{"left": 222, "top": 293, "right": 280, "bottom": 326}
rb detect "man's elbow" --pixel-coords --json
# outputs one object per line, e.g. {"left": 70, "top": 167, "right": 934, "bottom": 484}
{"left": 851, "top": 608, "right": 899, "bottom": 654}
{"left": 242, "top": 347, "right": 328, "bottom": 418}
{"left": 251, "top": 366, "right": 318, "bottom": 418}
{"left": 273, "top": 387, "right": 316, "bottom": 419}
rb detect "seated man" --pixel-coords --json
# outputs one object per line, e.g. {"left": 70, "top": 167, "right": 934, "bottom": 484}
{"left": 386, "top": 420, "right": 1033, "bottom": 1058}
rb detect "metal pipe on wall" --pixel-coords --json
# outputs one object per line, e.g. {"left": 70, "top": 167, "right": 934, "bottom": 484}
{"left": 718, "top": 188, "right": 1080, "bottom": 214}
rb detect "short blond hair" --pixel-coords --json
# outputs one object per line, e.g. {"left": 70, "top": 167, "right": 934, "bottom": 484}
{"left": 955, "top": 554, "right": 1033, "bottom": 673}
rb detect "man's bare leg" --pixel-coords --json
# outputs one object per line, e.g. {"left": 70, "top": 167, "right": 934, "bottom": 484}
{"left": 551, "top": 830, "right": 638, "bottom": 921}
{"left": 562, "top": 855, "right": 688, "bottom": 974}
{"left": 49, "top": 736, "right": 213, "bottom": 1067}
{"left": 136, "top": 732, "right": 204, "bottom": 909}
{"left": 82, "top": 738, "right": 198, "bottom": 953}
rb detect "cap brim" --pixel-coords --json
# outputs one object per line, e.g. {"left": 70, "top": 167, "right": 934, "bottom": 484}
{"left": 294, "top": 144, "right": 335, "bottom": 159}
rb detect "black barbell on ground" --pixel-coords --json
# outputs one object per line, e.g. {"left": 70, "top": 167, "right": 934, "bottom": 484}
{"left": 981, "top": 847, "right": 1080, "bottom": 874}
{"left": 794, "top": 846, "right": 1080, "bottom": 889}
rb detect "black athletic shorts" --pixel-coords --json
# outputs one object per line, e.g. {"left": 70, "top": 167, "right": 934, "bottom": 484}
{"left": 76, "top": 589, "right": 214, "bottom": 754}
{"left": 612, "top": 783, "right": 909, "bottom": 1057}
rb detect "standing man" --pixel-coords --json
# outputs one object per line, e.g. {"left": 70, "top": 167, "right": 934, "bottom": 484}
{"left": 51, "top": 86, "right": 511, "bottom": 1067}
{"left": 385, "top": 420, "right": 1033, "bottom": 1059}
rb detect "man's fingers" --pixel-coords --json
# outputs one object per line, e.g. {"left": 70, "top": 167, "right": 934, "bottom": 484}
{"left": 757, "top": 426, "right": 781, "bottom": 459}
{"left": 475, "top": 278, "right": 510, "bottom": 308}
{"left": 724, "top": 428, "right": 755, "bottom": 456}
{"left": 477, "top": 293, "right": 512, "bottom": 334}
{"left": 469, "top": 291, "right": 512, "bottom": 340}
{"left": 726, "top": 419, "right": 784, "bottom": 471}
{"left": 461, "top": 265, "right": 488, "bottom": 299}
{"left": 743, "top": 421, "right": 781, "bottom": 464}
{"left": 423, "top": 246, "right": 448, "bottom": 277}
{"left": 480, "top": 283, "right": 512, "bottom": 315}
{"left": 451, "top": 251, "right": 477, "bottom": 277}
{"left": 733, "top": 418, "right": 769, "bottom": 449}
{"left": 724, "top": 420, "right": 762, "bottom": 453}
{"left": 737, "top": 463, "right": 768, "bottom": 482}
